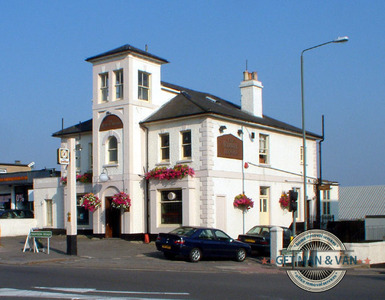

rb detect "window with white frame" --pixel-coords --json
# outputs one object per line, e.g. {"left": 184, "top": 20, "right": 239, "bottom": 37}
{"left": 259, "top": 134, "right": 269, "bottom": 164}
{"left": 323, "top": 190, "right": 331, "bottom": 215}
{"left": 75, "top": 143, "right": 81, "bottom": 172}
{"left": 300, "top": 146, "right": 304, "bottom": 165}
{"left": 100, "top": 72, "right": 109, "bottom": 102}
{"left": 107, "top": 136, "right": 118, "bottom": 164}
{"left": 181, "top": 130, "right": 191, "bottom": 159}
{"left": 160, "top": 189, "right": 182, "bottom": 225}
{"left": 88, "top": 142, "right": 93, "bottom": 171}
{"left": 160, "top": 133, "right": 170, "bottom": 161}
{"left": 138, "top": 71, "right": 150, "bottom": 100}
{"left": 77, "top": 194, "right": 89, "bottom": 226}
{"left": 114, "top": 69, "right": 123, "bottom": 99}
{"left": 259, "top": 187, "right": 269, "bottom": 213}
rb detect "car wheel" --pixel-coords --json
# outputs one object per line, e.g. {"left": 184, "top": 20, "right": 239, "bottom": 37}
{"left": 164, "top": 252, "right": 176, "bottom": 260}
{"left": 236, "top": 248, "right": 246, "bottom": 262}
{"left": 189, "top": 248, "right": 201, "bottom": 263}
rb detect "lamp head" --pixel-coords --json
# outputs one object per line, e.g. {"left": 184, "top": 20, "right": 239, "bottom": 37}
{"left": 334, "top": 36, "right": 349, "bottom": 43}
{"left": 99, "top": 169, "right": 109, "bottom": 182}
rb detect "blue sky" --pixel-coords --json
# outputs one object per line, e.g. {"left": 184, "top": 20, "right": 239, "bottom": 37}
{"left": 0, "top": 0, "right": 384, "bottom": 186}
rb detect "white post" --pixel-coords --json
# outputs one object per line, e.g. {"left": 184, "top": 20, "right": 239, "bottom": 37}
{"left": 270, "top": 227, "right": 283, "bottom": 266}
{"left": 66, "top": 138, "right": 77, "bottom": 255}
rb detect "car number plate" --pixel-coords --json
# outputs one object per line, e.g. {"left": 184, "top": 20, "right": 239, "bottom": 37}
{"left": 245, "top": 239, "right": 255, "bottom": 243}
{"left": 162, "top": 245, "right": 171, "bottom": 249}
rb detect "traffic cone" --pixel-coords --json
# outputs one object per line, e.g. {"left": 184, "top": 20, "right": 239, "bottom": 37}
{"left": 144, "top": 233, "right": 150, "bottom": 244}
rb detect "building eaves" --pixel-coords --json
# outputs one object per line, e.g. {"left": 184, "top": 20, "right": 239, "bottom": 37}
{"left": 52, "top": 119, "right": 92, "bottom": 137}
{"left": 85, "top": 44, "right": 169, "bottom": 64}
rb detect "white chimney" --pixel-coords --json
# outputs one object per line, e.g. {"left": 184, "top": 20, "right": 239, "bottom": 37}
{"left": 239, "top": 71, "right": 263, "bottom": 117}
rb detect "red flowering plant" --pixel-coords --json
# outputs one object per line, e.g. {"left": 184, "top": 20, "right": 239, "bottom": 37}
{"left": 233, "top": 194, "right": 254, "bottom": 211}
{"left": 112, "top": 192, "right": 131, "bottom": 210}
{"left": 79, "top": 193, "right": 101, "bottom": 212}
{"left": 60, "top": 172, "right": 92, "bottom": 185}
{"left": 145, "top": 164, "right": 195, "bottom": 180}
{"left": 279, "top": 192, "right": 290, "bottom": 210}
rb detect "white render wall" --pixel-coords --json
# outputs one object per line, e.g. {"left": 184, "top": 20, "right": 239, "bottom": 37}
{"left": 90, "top": 51, "right": 176, "bottom": 235}
{"left": 146, "top": 115, "right": 318, "bottom": 238}
{"left": 33, "top": 177, "right": 64, "bottom": 229}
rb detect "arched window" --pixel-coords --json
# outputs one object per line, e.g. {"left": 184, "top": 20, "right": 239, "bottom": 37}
{"left": 107, "top": 136, "right": 118, "bottom": 163}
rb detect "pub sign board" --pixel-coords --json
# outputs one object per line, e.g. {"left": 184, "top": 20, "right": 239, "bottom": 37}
{"left": 217, "top": 134, "right": 243, "bottom": 160}
{"left": 57, "top": 148, "right": 69, "bottom": 165}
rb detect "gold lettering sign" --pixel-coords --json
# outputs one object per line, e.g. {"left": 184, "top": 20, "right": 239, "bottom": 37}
{"left": 99, "top": 115, "right": 123, "bottom": 131}
{"left": 217, "top": 134, "right": 243, "bottom": 160}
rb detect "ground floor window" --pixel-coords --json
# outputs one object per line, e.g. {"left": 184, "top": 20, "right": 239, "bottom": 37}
{"left": 0, "top": 194, "right": 11, "bottom": 209}
{"left": 160, "top": 189, "right": 182, "bottom": 225}
{"left": 77, "top": 195, "right": 89, "bottom": 225}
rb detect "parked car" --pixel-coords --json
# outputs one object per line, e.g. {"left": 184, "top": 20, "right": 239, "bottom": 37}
{"left": 237, "top": 225, "right": 292, "bottom": 256}
{"left": 156, "top": 226, "right": 251, "bottom": 262}
{"left": 0, "top": 209, "right": 34, "bottom": 219}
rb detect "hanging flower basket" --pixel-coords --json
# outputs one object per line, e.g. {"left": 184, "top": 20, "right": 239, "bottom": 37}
{"left": 79, "top": 193, "right": 101, "bottom": 212}
{"left": 112, "top": 192, "right": 131, "bottom": 211}
{"left": 279, "top": 192, "right": 290, "bottom": 210}
{"left": 233, "top": 194, "right": 254, "bottom": 211}
{"left": 145, "top": 164, "right": 195, "bottom": 180}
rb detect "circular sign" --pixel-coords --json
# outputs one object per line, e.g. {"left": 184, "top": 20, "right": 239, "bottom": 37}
{"left": 286, "top": 230, "right": 347, "bottom": 293}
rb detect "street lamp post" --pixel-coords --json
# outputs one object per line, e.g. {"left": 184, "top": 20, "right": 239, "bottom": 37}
{"left": 301, "top": 36, "right": 348, "bottom": 231}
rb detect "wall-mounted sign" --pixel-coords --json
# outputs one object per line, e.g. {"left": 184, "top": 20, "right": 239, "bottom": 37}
{"left": 99, "top": 115, "right": 123, "bottom": 131}
{"left": 0, "top": 176, "right": 28, "bottom": 183}
{"left": 217, "top": 134, "right": 243, "bottom": 160}
{"left": 57, "top": 148, "right": 70, "bottom": 165}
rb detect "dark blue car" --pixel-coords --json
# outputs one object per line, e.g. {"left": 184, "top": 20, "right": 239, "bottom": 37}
{"left": 155, "top": 226, "right": 251, "bottom": 262}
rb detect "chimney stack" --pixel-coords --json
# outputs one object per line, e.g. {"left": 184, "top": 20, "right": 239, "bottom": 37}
{"left": 240, "top": 70, "right": 263, "bottom": 117}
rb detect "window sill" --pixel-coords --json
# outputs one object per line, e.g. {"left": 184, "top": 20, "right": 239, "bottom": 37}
{"left": 156, "top": 162, "right": 171, "bottom": 167}
{"left": 177, "top": 159, "right": 192, "bottom": 164}
{"left": 103, "top": 164, "right": 119, "bottom": 168}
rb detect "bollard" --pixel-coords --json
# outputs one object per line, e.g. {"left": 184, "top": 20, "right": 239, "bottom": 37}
{"left": 270, "top": 227, "right": 283, "bottom": 266}
{"left": 144, "top": 233, "right": 150, "bottom": 244}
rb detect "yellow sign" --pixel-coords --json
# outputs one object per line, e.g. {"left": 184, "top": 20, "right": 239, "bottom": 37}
{"left": 57, "top": 148, "right": 69, "bottom": 165}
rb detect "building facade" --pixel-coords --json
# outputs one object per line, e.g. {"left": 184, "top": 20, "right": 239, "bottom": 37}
{"left": 35, "top": 44, "right": 322, "bottom": 239}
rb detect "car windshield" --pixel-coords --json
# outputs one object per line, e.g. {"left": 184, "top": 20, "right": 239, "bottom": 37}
{"left": 170, "top": 227, "right": 197, "bottom": 237}
{"left": 247, "top": 226, "right": 271, "bottom": 235}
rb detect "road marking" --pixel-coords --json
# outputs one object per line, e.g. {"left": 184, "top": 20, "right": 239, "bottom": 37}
{"left": 36, "top": 286, "right": 190, "bottom": 296}
{"left": 0, "top": 287, "right": 190, "bottom": 299}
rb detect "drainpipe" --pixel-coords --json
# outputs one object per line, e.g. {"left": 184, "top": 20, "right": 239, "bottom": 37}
{"left": 142, "top": 125, "right": 150, "bottom": 236}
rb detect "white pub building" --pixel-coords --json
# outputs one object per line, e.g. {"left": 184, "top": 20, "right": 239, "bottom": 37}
{"left": 33, "top": 44, "right": 321, "bottom": 239}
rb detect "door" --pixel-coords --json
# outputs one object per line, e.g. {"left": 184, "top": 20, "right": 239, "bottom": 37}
{"left": 105, "top": 197, "right": 121, "bottom": 238}
{"left": 259, "top": 187, "right": 270, "bottom": 225}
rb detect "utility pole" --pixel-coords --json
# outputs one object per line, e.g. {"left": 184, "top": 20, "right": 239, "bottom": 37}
{"left": 66, "top": 138, "right": 77, "bottom": 255}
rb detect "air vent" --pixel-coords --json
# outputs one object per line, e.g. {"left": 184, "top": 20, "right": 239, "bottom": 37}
{"left": 206, "top": 96, "right": 217, "bottom": 103}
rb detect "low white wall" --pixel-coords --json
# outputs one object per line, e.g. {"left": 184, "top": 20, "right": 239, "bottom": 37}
{"left": 345, "top": 241, "right": 385, "bottom": 265}
{"left": 0, "top": 219, "right": 38, "bottom": 237}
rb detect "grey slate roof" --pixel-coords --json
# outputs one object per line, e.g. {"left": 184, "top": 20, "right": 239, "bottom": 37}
{"left": 52, "top": 119, "right": 92, "bottom": 137}
{"left": 339, "top": 185, "right": 385, "bottom": 220}
{"left": 142, "top": 82, "right": 321, "bottom": 139}
{"left": 85, "top": 44, "right": 169, "bottom": 64}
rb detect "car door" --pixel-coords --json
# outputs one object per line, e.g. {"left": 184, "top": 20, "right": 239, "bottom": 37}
{"left": 212, "top": 229, "right": 234, "bottom": 257}
{"left": 196, "top": 229, "right": 217, "bottom": 256}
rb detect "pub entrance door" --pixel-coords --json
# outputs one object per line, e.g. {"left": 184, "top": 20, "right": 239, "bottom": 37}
{"left": 105, "top": 197, "right": 121, "bottom": 238}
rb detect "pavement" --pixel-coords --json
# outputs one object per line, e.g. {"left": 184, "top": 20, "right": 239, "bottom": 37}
{"left": 0, "top": 235, "right": 384, "bottom": 276}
